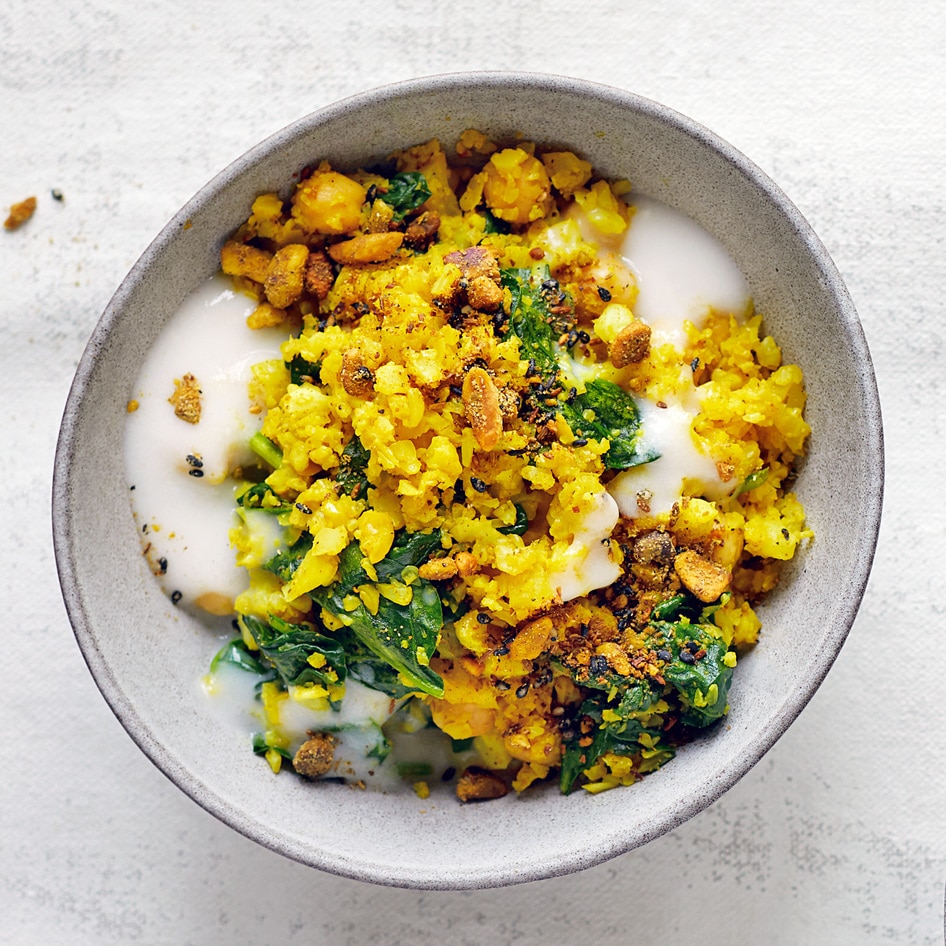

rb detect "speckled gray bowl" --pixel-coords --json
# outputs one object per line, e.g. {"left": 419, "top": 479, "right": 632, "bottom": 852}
{"left": 53, "top": 73, "right": 882, "bottom": 889}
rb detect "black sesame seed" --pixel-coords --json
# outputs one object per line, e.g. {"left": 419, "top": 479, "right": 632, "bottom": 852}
{"left": 477, "top": 612, "right": 490, "bottom": 625}
{"left": 690, "top": 357, "right": 700, "bottom": 372}
{"left": 185, "top": 454, "right": 203, "bottom": 468}
{"left": 470, "top": 476, "right": 488, "bottom": 493}
{"left": 588, "top": 655, "right": 609, "bottom": 675}
{"left": 515, "top": 683, "right": 530, "bottom": 698}
{"left": 580, "top": 622, "right": 590, "bottom": 638}
{"left": 577, "top": 331, "right": 591, "bottom": 344}
{"left": 597, "top": 286, "right": 612, "bottom": 301}
{"left": 188, "top": 468, "right": 204, "bottom": 478}
{"left": 157, "top": 557, "right": 168, "bottom": 575}
{"left": 441, "top": 767, "right": 456, "bottom": 782}
{"left": 572, "top": 438, "right": 588, "bottom": 447}
{"left": 493, "top": 645, "right": 510, "bottom": 656}
{"left": 566, "top": 387, "right": 578, "bottom": 404}
{"left": 495, "top": 680, "right": 511, "bottom": 691}
{"left": 142, "top": 524, "right": 149, "bottom": 534}
{"left": 295, "top": 503, "right": 313, "bottom": 514}
{"left": 170, "top": 590, "right": 182, "bottom": 605}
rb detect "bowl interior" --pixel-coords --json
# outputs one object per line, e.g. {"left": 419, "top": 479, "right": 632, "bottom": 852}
{"left": 54, "top": 73, "right": 882, "bottom": 889}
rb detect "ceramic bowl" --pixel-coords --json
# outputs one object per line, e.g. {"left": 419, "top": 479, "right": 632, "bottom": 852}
{"left": 53, "top": 72, "right": 882, "bottom": 889}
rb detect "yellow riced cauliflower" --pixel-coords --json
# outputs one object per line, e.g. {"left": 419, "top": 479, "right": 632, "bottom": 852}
{"left": 208, "top": 133, "right": 811, "bottom": 799}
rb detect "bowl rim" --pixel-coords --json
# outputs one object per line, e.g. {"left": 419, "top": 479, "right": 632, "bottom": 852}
{"left": 52, "top": 70, "right": 884, "bottom": 889}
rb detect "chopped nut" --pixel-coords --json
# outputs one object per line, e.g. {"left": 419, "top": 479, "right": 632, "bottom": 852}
{"left": 454, "top": 551, "right": 480, "bottom": 577}
{"left": 418, "top": 558, "right": 459, "bottom": 581}
{"left": 443, "top": 246, "right": 500, "bottom": 282}
{"left": 264, "top": 243, "right": 309, "bottom": 309}
{"left": 462, "top": 366, "right": 502, "bottom": 450}
{"left": 632, "top": 531, "right": 675, "bottom": 566}
{"left": 456, "top": 767, "right": 509, "bottom": 803}
{"left": 467, "top": 275, "right": 503, "bottom": 311}
{"left": 509, "top": 615, "right": 553, "bottom": 661}
{"left": 303, "top": 249, "right": 335, "bottom": 299}
{"left": 403, "top": 211, "right": 441, "bottom": 250}
{"left": 292, "top": 733, "right": 337, "bottom": 779}
{"left": 4, "top": 196, "right": 36, "bottom": 231}
{"left": 674, "top": 550, "right": 731, "bottom": 603}
{"left": 715, "top": 460, "right": 735, "bottom": 482}
{"left": 327, "top": 231, "right": 404, "bottom": 265}
{"left": 168, "top": 373, "right": 201, "bottom": 424}
{"left": 220, "top": 240, "right": 272, "bottom": 283}
{"left": 340, "top": 349, "right": 375, "bottom": 397}
{"left": 496, "top": 386, "right": 521, "bottom": 422}
{"left": 610, "top": 321, "right": 651, "bottom": 367}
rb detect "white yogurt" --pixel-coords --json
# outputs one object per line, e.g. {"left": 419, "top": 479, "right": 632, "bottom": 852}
{"left": 608, "top": 396, "right": 730, "bottom": 519}
{"left": 622, "top": 195, "right": 750, "bottom": 348}
{"left": 549, "top": 491, "right": 622, "bottom": 602}
{"left": 125, "top": 275, "right": 285, "bottom": 612}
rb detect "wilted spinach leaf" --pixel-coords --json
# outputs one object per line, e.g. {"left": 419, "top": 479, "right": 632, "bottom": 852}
{"left": 380, "top": 172, "right": 431, "bottom": 221}
{"left": 238, "top": 482, "right": 292, "bottom": 513}
{"left": 240, "top": 614, "right": 347, "bottom": 688}
{"left": 334, "top": 435, "right": 370, "bottom": 499}
{"left": 501, "top": 267, "right": 559, "bottom": 381}
{"left": 559, "top": 378, "right": 659, "bottom": 470}
{"left": 287, "top": 355, "right": 322, "bottom": 386}
{"left": 209, "top": 638, "right": 266, "bottom": 676}
{"left": 649, "top": 620, "right": 733, "bottom": 728}
{"left": 263, "top": 531, "right": 313, "bottom": 582}
{"left": 312, "top": 530, "right": 446, "bottom": 697}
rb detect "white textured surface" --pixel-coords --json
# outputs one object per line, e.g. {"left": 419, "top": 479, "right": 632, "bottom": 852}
{"left": 2, "top": 1, "right": 943, "bottom": 943}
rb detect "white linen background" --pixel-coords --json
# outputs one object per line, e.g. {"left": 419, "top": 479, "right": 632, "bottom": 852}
{"left": 2, "top": 0, "right": 944, "bottom": 942}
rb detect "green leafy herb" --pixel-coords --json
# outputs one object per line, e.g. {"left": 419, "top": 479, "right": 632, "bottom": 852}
{"left": 209, "top": 638, "right": 266, "bottom": 676}
{"left": 249, "top": 432, "right": 283, "bottom": 469}
{"left": 650, "top": 592, "right": 703, "bottom": 623}
{"left": 559, "top": 682, "right": 670, "bottom": 794}
{"left": 560, "top": 378, "right": 659, "bottom": 470}
{"left": 263, "top": 531, "right": 313, "bottom": 582}
{"left": 497, "top": 503, "right": 529, "bottom": 536}
{"left": 346, "top": 652, "right": 421, "bottom": 699}
{"left": 380, "top": 172, "right": 431, "bottom": 221}
{"left": 482, "top": 208, "right": 511, "bottom": 234}
{"left": 238, "top": 482, "right": 292, "bottom": 513}
{"left": 396, "top": 761, "right": 434, "bottom": 779}
{"left": 649, "top": 620, "right": 733, "bottom": 728}
{"left": 287, "top": 355, "right": 322, "bottom": 386}
{"left": 240, "top": 614, "right": 347, "bottom": 689}
{"left": 312, "top": 532, "right": 446, "bottom": 697}
{"left": 252, "top": 733, "right": 292, "bottom": 760}
{"left": 501, "top": 267, "right": 560, "bottom": 381}
{"left": 736, "top": 467, "right": 769, "bottom": 496}
{"left": 334, "top": 435, "right": 371, "bottom": 500}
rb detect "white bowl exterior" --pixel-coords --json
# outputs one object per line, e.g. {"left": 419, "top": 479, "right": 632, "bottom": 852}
{"left": 53, "top": 73, "right": 882, "bottom": 889}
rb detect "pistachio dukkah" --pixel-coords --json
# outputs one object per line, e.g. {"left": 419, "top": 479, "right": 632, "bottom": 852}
{"left": 209, "top": 131, "right": 811, "bottom": 799}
